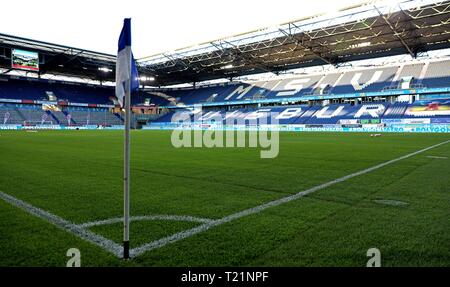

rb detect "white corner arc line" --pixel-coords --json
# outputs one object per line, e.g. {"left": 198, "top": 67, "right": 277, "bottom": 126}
{"left": 0, "top": 191, "right": 123, "bottom": 257}
{"left": 78, "top": 215, "right": 214, "bottom": 228}
{"left": 130, "top": 139, "right": 450, "bottom": 258}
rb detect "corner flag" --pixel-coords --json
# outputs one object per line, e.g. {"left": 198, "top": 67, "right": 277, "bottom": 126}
{"left": 115, "top": 18, "right": 139, "bottom": 107}
{"left": 116, "top": 18, "right": 139, "bottom": 259}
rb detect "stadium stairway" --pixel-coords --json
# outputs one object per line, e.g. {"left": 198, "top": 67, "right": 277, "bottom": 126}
{"left": 62, "top": 110, "right": 77, "bottom": 125}
{"left": 382, "top": 102, "right": 409, "bottom": 118}
{"left": 114, "top": 112, "right": 125, "bottom": 123}
{"left": 45, "top": 110, "right": 60, "bottom": 125}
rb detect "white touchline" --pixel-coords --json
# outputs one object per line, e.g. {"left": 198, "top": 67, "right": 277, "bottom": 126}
{"left": 129, "top": 139, "right": 450, "bottom": 258}
{"left": 0, "top": 191, "right": 123, "bottom": 258}
{"left": 0, "top": 139, "right": 448, "bottom": 259}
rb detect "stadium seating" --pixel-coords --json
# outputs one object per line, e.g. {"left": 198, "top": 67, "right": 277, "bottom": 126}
{"left": 6, "top": 99, "right": 448, "bottom": 128}
{"left": 382, "top": 101, "right": 410, "bottom": 118}
{"left": 1, "top": 58, "right": 450, "bottom": 130}
{"left": 0, "top": 78, "right": 115, "bottom": 104}
{"left": 420, "top": 59, "right": 450, "bottom": 89}
{"left": 150, "top": 99, "right": 450, "bottom": 126}
{"left": 1, "top": 59, "right": 449, "bottom": 108}
{"left": 0, "top": 103, "right": 123, "bottom": 126}
{"left": 155, "top": 59, "right": 450, "bottom": 106}
{"left": 0, "top": 77, "right": 171, "bottom": 107}
{"left": 0, "top": 105, "right": 25, "bottom": 124}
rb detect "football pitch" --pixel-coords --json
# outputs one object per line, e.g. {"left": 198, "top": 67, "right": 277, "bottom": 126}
{"left": 0, "top": 130, "right": 449, "bottom": 267}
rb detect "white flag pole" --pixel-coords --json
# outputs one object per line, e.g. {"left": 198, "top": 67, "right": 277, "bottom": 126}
{"left": 123, "top": 62, "right": 132, "bottom": 259}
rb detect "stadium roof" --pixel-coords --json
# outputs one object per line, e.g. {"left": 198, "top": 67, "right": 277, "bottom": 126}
{"left": 0, "top": 32, "right": 121, "bottom": 82}
{"left": 138, "top": 0, "right": 450, "bottom": 86}
{"left": 0, "top": 0, "right": 448, "bottom": 87}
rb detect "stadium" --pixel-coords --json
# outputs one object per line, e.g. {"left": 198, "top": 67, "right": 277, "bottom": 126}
{"left": 0, "top": 0, "right": 449, "bottom": 270}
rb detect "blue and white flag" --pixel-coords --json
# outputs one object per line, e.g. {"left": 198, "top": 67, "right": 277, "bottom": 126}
{"left": 115, "top": 18, "right": 139, "bottom": 108}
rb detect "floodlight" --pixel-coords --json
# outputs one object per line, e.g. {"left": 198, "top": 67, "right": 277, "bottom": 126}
{"left": 98, "top": 67, "right": 112, "bottom": 73}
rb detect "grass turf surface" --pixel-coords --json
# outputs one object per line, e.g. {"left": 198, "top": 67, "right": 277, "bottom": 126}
{"left": 0, "top": 130, "right": 449, "bottom": 266}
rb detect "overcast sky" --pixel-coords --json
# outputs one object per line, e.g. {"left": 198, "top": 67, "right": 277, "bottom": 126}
{"left": 1, "top": 0, "right": 368, "bottom": 58}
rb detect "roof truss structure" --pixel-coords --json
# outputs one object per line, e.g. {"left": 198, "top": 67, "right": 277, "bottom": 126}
{"left": 0, "top": 33, "right": 118, "bottom": 82}
{"left": 139, "top": 0, "right": 450, "bottom": 86}
{"left": 0, "top": 0, "right": 448, "bottom": 86}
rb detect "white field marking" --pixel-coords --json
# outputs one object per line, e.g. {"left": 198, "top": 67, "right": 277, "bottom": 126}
{"left": 426, "top": 156, "right": 447, "bottom": 159}
{"left": 130, "top": 139, "right": 450, "bottom": 258}
{"left": 78, "top": 215, "right": 214, "bottom": 228}
{"left": 373, "top": 199, "right": 408, "bottom": 206}
{"left": 0, "top": 191, "right": 123, "bottom": 257}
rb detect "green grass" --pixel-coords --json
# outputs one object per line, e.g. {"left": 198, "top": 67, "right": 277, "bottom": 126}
{"left": 0, "top": 130, "right": 449, "bottom": 266}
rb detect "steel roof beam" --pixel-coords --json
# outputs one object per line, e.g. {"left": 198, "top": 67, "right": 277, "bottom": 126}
{"left": 375, "top": 5, "right": 416, "bottom": 58}
{"left": 279, "top": 24, "right": 335, "bottom": 66}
